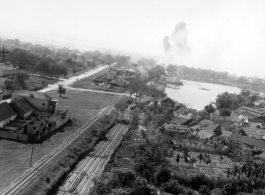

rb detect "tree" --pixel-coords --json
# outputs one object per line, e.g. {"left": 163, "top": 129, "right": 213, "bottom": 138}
{"left": 131, "top": 109, "right": 139, "bottom": 129}
{"left": 128, "top": 79, "right": 145, "bottom": 97}
{"left": 58, "top": 84, "right": 66, "bottom": 97}
{"left": 148, "top": 65, "right": 165, "bottom": 81}
{"left": 37, "top": 59, "right": 50, "bottom": 76}
{"left": 216, "top": 92, "right": 238, "bottom": 110}
{"left": 5, "top": 80, "right": 14, "bottom": 90}
{"left": 199, "top": 185, "right": 210, "bottom": 195}
{"left": 219, "top": 108, "right": 231, "bottom": 116}
{"left": 14, "top": 73, "right": 29, "bottom": 89}
{"left": 114, "top": 99, "right": 127, "bottom": 120}
{"left": 204, "top": 104, "right": 216, "bottom": 114}
{"left": 162, "top": 180, "right": 184, "bottom": 194}
{"left": 240, "top": 88, "right": 251, "bottom": 97}
{"left": 166, "top": 64, "right": 177, "bottom": 73}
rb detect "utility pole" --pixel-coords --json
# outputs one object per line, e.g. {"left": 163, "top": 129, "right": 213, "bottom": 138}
{"left": 30, "top": 146, "right": 34, "bottom": 167}
{"left": 0, "top": 46, "right": 9, "bottom": 61}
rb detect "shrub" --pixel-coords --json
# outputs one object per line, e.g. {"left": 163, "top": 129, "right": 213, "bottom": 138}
{"left": 33, "top": 86, "right": 44, "bottom": 91}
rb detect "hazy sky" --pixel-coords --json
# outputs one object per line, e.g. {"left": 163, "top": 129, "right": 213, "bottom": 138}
{"left": 1, "top": 0, "right": 265, "bottom": 77}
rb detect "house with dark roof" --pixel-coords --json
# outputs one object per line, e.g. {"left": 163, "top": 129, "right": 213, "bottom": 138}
{"left": 0, "top": 102, "right": 17, "bottom": 128}
{"left": 12, "top": 91, "right": 57, "bottom": 113}
{"left": 228, "top": 133, "right": 265, "bottom": 149}
{"left": 9, "top": 98, "right": 34, "bottom": 119}
{"left": 236, "top": 106, "right": 265, "bottom": 119}
{"left": 171, "top": 115, "right": 192, "bottom": 126}
{"left": 161, "top": 97, "right": 175, "bottom": 110}
{"left": 220, "top": 130, "right": 233, "bottom": 138}
{"left": 197, "top": 124, "right": 221, "bottom": 139}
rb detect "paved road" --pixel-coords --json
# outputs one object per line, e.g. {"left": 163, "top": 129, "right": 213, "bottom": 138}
{"left": 66, "top": 86, "right": 128, "bottom": 96}
{"left": 1, "top": 65, "right": 108, "bottom": 103}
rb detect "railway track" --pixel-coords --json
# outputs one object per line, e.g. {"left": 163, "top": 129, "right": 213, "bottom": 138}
{"left": 58, "top": 124, "right": 128, "bottom": 195}
{"left": 0, "top": 95, "right": 124, "bottom": 195}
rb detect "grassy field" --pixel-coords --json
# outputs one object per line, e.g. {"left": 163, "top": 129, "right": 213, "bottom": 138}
{"left": 71, "top": 67, "right": 127, "bottom": 93}
{"left": 0, "top": 89, "right": 119, "bottom": 192}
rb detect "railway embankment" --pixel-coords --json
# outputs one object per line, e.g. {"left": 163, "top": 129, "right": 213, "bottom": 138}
{"left": 2, "top": 96, "right": 124, "bottom": 195}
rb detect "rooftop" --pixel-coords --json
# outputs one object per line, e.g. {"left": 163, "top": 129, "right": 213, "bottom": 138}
{"left": 12, "top": 91, "right": 52, "bottom": 100}
{"left": 171, "top": 115, "right": 192, "bottom": 125}
{"left": 10, "top": 98, "right": 34, "bottom": 115}
{"left": 236, "top": 106, "right": 265, "bottom": 118}
{"left": 0, "top": 102, "right": 17, "bottom": 122}
{"left": 228, "top": 133, "right": 265, "bottom": 149}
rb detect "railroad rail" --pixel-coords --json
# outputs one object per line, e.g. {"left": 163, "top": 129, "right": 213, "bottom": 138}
{"left": 0, "top": 95, "right": 124, "bottom": 195}
{"left": 58, "top": 124, "right": 128, "bottom": 195}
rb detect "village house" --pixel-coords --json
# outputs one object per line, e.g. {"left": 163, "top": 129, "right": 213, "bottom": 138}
{"left": 197, "top": 124, "right": 221, "bottom": 139}
{"left": 171, "top": 115, "right": 193, "bottom": 126}
{"left": 219, "top": 129, "right": 233, "bottom": 138}
{"left": 138, "top": 96, "right": 152, "bottom": 109}
{"left": 161, "top": 97, "right": 175, "bottom": 110}
{"left": 0, "top": 102, "right": 17, "bottom": 128}
{"left": 9, "top": 98, "right": 34, "bottom": 119}
{"left": 11, "top": 91, "right": 57, "bottom": 114}
{"left": 228, "top": 133, "right": 265, "bottom": 150}
{"left": 236, "top": 106, "right": 265, "bottom": 120}
{"left": 175, "top": 107, "right": 187, "bottom": 115}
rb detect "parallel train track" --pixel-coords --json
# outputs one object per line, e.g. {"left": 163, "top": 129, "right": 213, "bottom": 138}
{"left": 0, "top": 95, "right": 124, "bottom": 195}
{"left": 58, "top": 124, "right": 128, "bottom": 195}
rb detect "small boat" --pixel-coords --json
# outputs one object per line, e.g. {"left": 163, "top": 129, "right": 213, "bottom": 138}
{"left": 199, "top": 87, "right": 210, "bottom": 91}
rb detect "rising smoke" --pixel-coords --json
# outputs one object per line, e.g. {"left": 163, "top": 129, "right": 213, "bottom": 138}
{"left": 163, "top": 22, "right": 190, "bottom": 54}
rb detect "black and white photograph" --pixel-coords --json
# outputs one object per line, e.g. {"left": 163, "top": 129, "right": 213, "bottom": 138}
{"left": 1, "top": 0, "right": 265, "bottom": 195}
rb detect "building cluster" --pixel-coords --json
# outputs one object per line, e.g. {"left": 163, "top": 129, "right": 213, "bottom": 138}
{"left": 123, "top": 94, "right": 265, "bottom": 152}
{"left": 93, "top": 67, "right": 139, "bottom": 88}
{"left": 0, "top": 91, "right": 70, "bottom": 142}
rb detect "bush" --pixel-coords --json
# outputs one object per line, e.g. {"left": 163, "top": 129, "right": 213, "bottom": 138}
{"left": 1, "top": 93, "right": 11, "bottom": 100}
{"left": 33, "top": 86, "right": 44, "bottom": 91}
{"left": 219, "top": 109, "right": 231, "bottom": 116}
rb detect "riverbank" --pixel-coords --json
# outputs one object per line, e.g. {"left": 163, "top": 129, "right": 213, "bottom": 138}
{"left": 166, "top": 80, "right": 240, "bottom": 110}
{"left": 183, "top": 78, "right": 265, "bottom": 94}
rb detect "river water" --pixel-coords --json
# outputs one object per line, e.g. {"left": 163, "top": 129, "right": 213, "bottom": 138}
{"left": 165, "top": 80, "right": 241, "bottom": 110}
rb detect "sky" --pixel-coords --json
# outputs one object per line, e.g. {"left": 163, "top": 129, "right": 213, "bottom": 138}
{"left": 1, "top": 0, "right": 265, "bottom": 78}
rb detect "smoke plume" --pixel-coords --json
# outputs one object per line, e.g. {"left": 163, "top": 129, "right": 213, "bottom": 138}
{"left": 163, "top": 22, "right": 190, "bottom": 54}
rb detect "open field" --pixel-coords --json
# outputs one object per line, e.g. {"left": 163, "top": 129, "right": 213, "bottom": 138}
{"left": 70, "top": 67, "right": 127, "bottom": 93}
{"left": 0, "top": 90, "right": 119, "bottom": 192}
{"left": 47, "top": 89, "right": 119, "bottom": 125}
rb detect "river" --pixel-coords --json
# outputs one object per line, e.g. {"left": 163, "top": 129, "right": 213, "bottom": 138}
{"left": 165, "top": 80, "right": 241, "bottom": 110}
